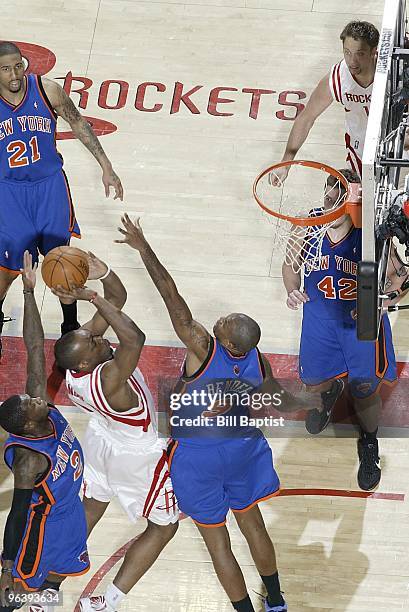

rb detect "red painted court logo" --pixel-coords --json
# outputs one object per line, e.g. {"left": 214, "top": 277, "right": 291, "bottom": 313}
{"left": 13, "top": 41, "right": 308, "bottom": 137}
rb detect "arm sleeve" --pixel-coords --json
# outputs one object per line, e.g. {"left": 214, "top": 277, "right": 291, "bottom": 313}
{"left": 2, "top": 489, "right": 33, "bottom": 562}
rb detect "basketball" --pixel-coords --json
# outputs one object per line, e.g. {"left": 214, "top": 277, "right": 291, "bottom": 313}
{"left": 41, "top": 246, "right": 89, "bottom": 290}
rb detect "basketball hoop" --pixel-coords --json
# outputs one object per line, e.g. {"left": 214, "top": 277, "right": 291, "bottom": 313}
{"left": 253, "top": 160, "right": 362, "bottom": 276}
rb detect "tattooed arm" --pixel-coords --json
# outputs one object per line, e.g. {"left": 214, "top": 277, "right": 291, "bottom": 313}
{"left": 115, "top": 215, "right": 211, "bottom": 373}
{"left": 43, "top": 78, "right": 123, "bottom": 201}
{"left": 383, "top": 243, "right": 409, "bottom": 307}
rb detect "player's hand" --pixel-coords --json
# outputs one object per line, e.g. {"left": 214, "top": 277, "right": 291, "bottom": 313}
{"left": 286, "top": 289, "right": 309, "bottom": 310}
{"left": 0, "top": 570, "right": 14, "bottom": 606}
{"left": 87, "top": 252, "right": 109, "bottom": 281}
{"left": 268, "top": 164, "right": 290, "bottom": 186}
{"left": 21, "top": 250, "right": 37, "bottom": 291}
{"left": 115, "top": 214, "right": 146, "bottom": 251}
{"left": 51, "top": 285, "right": 97, "bottom": 302}
{"left": 102, "top": 165, "right": 123, "bottom": 201}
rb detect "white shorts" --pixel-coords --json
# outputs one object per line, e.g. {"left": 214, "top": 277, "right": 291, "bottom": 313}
{"left": 82, "top": 418, "right": 179, "bottom": 525}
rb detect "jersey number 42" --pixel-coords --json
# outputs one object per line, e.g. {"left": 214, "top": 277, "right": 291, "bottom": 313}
{"left": 317, "top": 275, "right": 357, "bottom": 300}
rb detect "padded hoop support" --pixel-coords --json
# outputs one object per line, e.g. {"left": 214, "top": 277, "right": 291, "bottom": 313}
{"left": 357, "top": 261, "right": 379, "bottom": 341}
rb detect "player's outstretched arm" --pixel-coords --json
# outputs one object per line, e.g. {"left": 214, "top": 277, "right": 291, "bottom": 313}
{"left": 257, "top": 354, "right": 315, "bottom": 413}
{"left": 20, "top": 251, "right": 47, "bottom": 401}
{"left": 269, "top": 75, "right": 333, "bottom": 185}
{"left": 115, "top": 214, "right": 211, "bottom": 362}
{"left": 52, "top": 285, "right": 145, "bottom": 392}
{"left": 1, "top": 448, "right": 48, "bottom": 605}
{"left": 79, "top": 252, "right": 127, "bottom": 336}
{"left": 42, "top": 79, "right": 123, "bottom": 201}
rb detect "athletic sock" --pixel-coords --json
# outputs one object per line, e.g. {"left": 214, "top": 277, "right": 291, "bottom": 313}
{"left": 260, "top": 572, "right": 285, "bottom": 607}
{"left": 231, "top": 594, "right": 255, "bottom": 611}
{"left": 360, "top": 427, "right": 378, "bottom": 442}
{"left": 105, "top": 583, "right": 126, "bottom": 610}
{"left": 59, "top": 300, "right": 79, "bottom": 329}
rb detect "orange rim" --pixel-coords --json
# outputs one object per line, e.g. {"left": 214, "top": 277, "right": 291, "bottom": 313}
{"left": 253, "top": 160, "right": 362, "bottom": 227}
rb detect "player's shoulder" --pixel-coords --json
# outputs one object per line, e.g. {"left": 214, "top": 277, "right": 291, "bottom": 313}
{"left": 40, "top": 77, "right": 63, "bottom": 105}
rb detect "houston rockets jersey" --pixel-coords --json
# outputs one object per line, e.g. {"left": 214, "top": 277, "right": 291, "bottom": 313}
{"left": 303, "top": 226, "right": 360, "bottom": 321}
{"left": 65, "top": 360, "right": 157, "bottom": 444}
{"left": 171, "top": 337, "right": 265, "bottom": 443}
{"left": 329, "top": 60, "right": 372, "bottom": 176}
{"left": 4, "top": 406, "right": 84, "bottom": 519}
{"left": 0, "top": 74, "right": 63, "bottom": 181}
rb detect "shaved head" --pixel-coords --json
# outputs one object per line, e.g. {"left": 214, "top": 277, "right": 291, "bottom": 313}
{"left": 214, "top": 313, "right": 261, "bottom": 353}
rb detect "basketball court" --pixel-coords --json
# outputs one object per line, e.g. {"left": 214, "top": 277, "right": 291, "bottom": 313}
{"left": 1, "top": 0, "right": 409, "bottom": 610}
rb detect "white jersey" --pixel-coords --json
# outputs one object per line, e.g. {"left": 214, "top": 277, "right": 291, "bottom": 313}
{"left": 66, "top": 361, "right": 157, "bottom": 445}
{"left": 328, "top": 59, "right": 373, "bottom": 177}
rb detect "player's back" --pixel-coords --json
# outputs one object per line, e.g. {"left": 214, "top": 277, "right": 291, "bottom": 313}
{"left": 171, "top": 337, "right": 265, "bottom": 445}
{"left": 303, "top": 226, "right": 360, "bottom": 322}
{"left": 0, "top": 74, "right": 63, "bottom": 181}
{"left": 66, "top": 360, "right": 157, "bottom": 445}
{"left": 4, "top": 406, "right": 84, "bottom": 519}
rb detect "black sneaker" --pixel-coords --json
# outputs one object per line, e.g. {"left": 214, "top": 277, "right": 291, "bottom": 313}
{"left": 60, "top": 321, "right": 81, "bottom": 337}
{"left": 305, "top": 378, "right": 345, "bottom": 435}
{"left": 357, "top": 437, "right": 381, "bottom": 491}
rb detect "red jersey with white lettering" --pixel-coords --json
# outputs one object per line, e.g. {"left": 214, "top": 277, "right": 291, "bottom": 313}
{"left": 328, "top": 60, "right": 373, "bottom": 177}
{"left": 65, "top": 361, "right": 157, "bottom": 444}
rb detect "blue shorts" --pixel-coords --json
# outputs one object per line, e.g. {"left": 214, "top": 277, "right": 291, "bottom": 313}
{"left": 169, "top": 435, "right": 280, "bottom": 526}
{"left": 299, "top": 313, "right": 397, "bottom": 398}
{"left": 12, "top": 495, "right": 89, "bottom": 590}
{"left": 0, "top": 170, "right": 80, "bottom": 273}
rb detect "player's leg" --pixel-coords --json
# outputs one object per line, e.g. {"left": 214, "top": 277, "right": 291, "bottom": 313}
{"left": 299, "top": 316, "right": 346, "bottom": 434}
{"left": 80, "top": 440, "right": 178, "bottom": 611}
{"left": 36, "top": 170, "right": 81, "bottom": 336}
{"left": 234, "top": 506, "right": 286, "bottom": 612}
{"left": 343, "top": 316, "right": 397, "bottom": 490}
{"left": 0, "top": 183, "right": 38, "bottom": 357}
{"left": 196, "top": 523, "right": 255, "bottom": 612}
{"left": 83, "top": 497, "right": 110, "bottom": 536}
{"left": 228, "top": 437, "right": 285, "bottom": 612}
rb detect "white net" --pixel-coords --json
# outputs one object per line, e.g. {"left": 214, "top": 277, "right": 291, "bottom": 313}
{"left": 255, "top": 163, "right": 348, "bottom": 276}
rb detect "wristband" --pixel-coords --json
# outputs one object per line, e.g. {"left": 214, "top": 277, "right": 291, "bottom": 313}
{"left": 89, "top": 292, "right": 98, "bottom": 304}
{"left": 99, "top": 267, "right": 111, "bottom": 281}
{"left": 23, "top": 289, "right": 34, "bottom": 294}
{"left": 1, "top": 568, "right": 12, "bottom": 574}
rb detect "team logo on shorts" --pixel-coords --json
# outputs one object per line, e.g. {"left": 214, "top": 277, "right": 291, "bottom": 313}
{"left": 156, "top": 488, "right": 178, "bottom": 513}
{"left": 78, "top": 550, "right": 90, "bottom": 565}
{"left": 233, "top": 365, "right": 240, "bottom": 376}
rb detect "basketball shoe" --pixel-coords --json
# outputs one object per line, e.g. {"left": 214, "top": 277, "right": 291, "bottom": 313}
{"left": 80, "top": 595, "right": 116, "bottom": 612}
{"left": 263, "top": 595, "right": 288, "bottom": 611}
{"left": 305, "top": 378, "right": 345, "bottom": 435}
{"left": 357, "top": 437, "right": 381, "bottom": 490}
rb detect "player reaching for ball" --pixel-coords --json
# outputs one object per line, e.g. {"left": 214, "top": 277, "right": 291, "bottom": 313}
{"left": 52, "top": 255, "right": 178, "bottom": 612}
{"left": 0, "top": 251, "right": 89, "bottom": 612}
{"left": 0, "top": 41, "right": 124, "bottom": 358}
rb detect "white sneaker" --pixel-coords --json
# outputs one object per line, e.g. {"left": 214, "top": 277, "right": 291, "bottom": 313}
{"left": 80, "top": 595, "right": 115, "bottom": 612}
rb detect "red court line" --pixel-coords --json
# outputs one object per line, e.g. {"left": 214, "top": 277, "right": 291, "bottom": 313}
{"left": 278, "top": 488, "right": 405, "bottom": 501}
{"left": 73, "top": 487, "right": 404, "bottom": 610}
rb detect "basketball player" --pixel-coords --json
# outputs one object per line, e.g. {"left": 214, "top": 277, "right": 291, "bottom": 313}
{"left": 0, "top": 41, "right": 123, "bottom": 355}
{"left": 283, "top": 169, "right": 408, "bottom": 490}
{"left": 52, "top": 261, "right": 178, "bottom": 612}
{"left": 114, "top": 215, "right": 323, "bottom": 612}
{"left": 270, "top": 21, "right": 379, "bottom": 183}
{"left": 0, "top": 251, "right": 89, "bottom": 612}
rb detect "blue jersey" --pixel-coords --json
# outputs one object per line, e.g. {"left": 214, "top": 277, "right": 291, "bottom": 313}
{"left": 0, "top": 74, "right": 63, "bottom": 181}
{"left": 171, "top": 337, "right": 264, "bottom": 443}
{"left": 303, "top": 226, "right": 360, "bottom": 322}
{"left": 4, "top": 406, "right": 84, "bottom": 519}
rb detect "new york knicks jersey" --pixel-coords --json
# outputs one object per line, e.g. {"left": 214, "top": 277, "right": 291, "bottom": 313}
{"left": 4, "top": 407, "right": 84, "bottom": 519}
{"left": 172, "top": 337, "right": 264, "bottom": 443}
{"left": 65, "top": 361, "right": 157, "bottom": 444}
{"left": 304, "top": 226, "right": 360, "bottom": 322}
{"left": 0, "top": 74, "right": 63, "bottom": 181}
{"left": 329, "top": 60, "right": 372, "bottom": 176}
